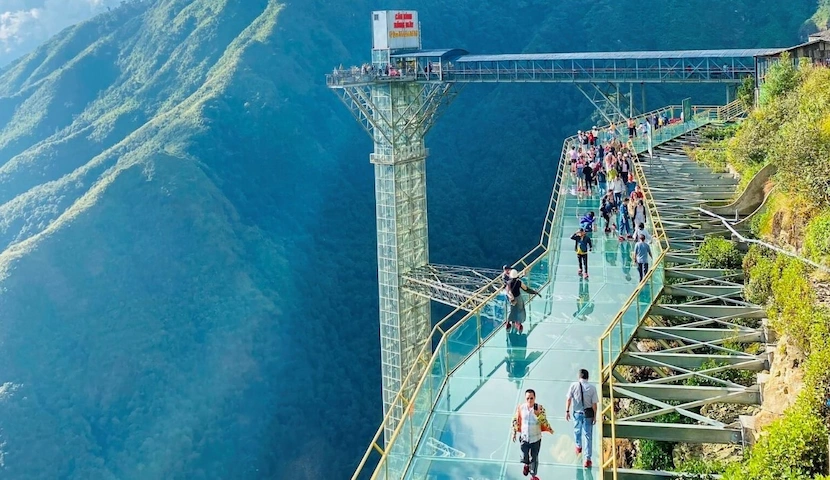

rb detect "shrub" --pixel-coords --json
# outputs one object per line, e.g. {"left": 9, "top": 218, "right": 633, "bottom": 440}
{"left": 723, "top": 397, "right": 828, "bottom": 480}
{"left": 768, "top": 256, "right": 817, "bottom": 353}
{"left": 677, "top": 458, "right": 726, "bottom": 479}
{"left": 802, "top": 313, "right": 830, "bottom": 405}
{"left": 759, "top": 52, "right": 800, "bottom": 106}
{"left": 688, "top": 143, "right": 728, "bottom": 173}
{"left": 634, "top": 439, "right": 674, "bottom": 471}
{"left": 744, "top": 246, "right": 776, "bottom": 305}
{"left": 698, "top": 236, "right": 743, "bottom": 269}
{"left": 737, "top": 74, "right": 755, "bottom": 112}
{"left": 804, "top": 211, "right": 830, "bottom": 263}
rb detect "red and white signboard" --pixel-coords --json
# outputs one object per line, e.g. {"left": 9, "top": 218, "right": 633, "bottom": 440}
{"left": 372, "top": 10, "right": 420, "bottom": 51}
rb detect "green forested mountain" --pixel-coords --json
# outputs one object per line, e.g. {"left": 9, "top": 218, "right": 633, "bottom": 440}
{"left": 0, "top": 0, "right": 821, "bottom": 478}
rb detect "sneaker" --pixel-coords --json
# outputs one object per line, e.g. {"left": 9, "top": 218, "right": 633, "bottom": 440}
{"left": 584, "top": 459, "right": 593, "bottom": 468}
{"left": 506, "top": 322, "right": 512, "bottom": 331}
{"left": 523, "top": 464, "right": 529, "bottom": 476}
{"left": 518, "top": 323, "right": 524, "bottom": 333}
{"left": 577, "top": 268, "right": 583, "bottom": 275}
{"left": 583, "top": 273, "right": 589, "bottom": 279}
{"left": 575, "top": 446, "right": 582, "bottom": 454}
{"left": 531, "top": 476, "right": 540, "bottom": 480}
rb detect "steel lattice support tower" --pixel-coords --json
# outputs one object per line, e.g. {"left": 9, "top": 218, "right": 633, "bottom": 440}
{"left": 330, "top": 78, "right": 459, "bottom": 442}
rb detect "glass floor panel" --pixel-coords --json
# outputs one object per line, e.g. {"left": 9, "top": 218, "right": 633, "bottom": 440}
{"left": 406, "top": 172, "right": 652, "bottom": 479}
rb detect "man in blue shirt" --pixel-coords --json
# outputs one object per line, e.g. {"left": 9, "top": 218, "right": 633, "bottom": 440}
{"left": 579, "top": 212, "right": 596, "bottom": 233}
{"left": 570, "top": 229, "right": 593, "bottom": 279}
{"left": 634, "top": 234, "right": 653, "bottom": 281}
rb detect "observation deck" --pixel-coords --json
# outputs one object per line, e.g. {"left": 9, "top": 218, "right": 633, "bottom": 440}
{"left": 327, "top": 48, "right": 781, "bottom": 87}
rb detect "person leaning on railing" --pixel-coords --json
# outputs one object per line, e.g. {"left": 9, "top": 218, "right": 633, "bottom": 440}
{"left": 505, "top": 269, "right": 538, "bottom": 333}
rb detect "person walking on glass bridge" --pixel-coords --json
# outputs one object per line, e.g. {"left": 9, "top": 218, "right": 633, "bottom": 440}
{"left": 618, "top": 198, "right": 633, "bottom": 240}
{"left": 634, "top": 222, "right": 652, "bottom": 245}
{"left": 505, "top": 269, "right": 537, "bottom": 333}
{"left": 512, "top": 388, "right": 553, "bottom": 480}
{"left": 634, "top": 234, "right": 653, "bottom": 281}
{"left": 571, "top": 229, "right": 593, "bottom": 279}
{"left": 566, "top": 369, "right": 599, "bottom": 468}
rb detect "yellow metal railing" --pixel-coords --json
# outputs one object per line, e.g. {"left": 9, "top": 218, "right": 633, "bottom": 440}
{"left": 716, "top": 99, "right": 747, "bottom": 121}
{"left": 353, "top": 104, "right": 716, "bottom": 480}
{"left": 597, "top": 108, "right": 719, "bottom": 479}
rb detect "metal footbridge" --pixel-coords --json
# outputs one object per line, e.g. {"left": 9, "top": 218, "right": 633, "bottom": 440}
{"left": 330, "top": 10, "right": 782, "bottom": 480}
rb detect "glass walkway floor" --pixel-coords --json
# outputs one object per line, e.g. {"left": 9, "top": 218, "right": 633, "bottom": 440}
{"left": 406, "top": 179, "right": 647, "bottom": 480}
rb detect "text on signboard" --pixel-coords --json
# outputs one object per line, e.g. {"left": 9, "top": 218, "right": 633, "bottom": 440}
{"left": 393, "top": 12, "right": 415, "bottom": 29}
{"left": 389, "top": 30, "right": 419, "bottom": 38}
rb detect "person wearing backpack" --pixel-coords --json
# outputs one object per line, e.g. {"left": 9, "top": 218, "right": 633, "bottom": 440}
{"left": 570, "top": 229, "right": 593, "bottom": 279}
{"left": 565, "top": 368, "right": 599, "bottom": 468}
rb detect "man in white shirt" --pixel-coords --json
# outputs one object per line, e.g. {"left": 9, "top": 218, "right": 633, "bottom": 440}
{"left": 512, "top": 388, "right": 553, "bottom": 479}
{"left": 565, "top": 369, "right": 599, "bottom": 468}
{"left": 634, "top": 223, "right": 653, "bottom": 244}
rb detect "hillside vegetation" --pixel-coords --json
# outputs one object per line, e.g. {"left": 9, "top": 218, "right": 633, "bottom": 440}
{"left": 0, "top": 0, "right": 821, "bottom": 478}
{"left": 687, "top": 60, "right": 830, "bottom": 480}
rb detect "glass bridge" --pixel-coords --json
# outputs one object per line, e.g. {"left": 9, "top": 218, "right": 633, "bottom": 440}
{"left": 354, "top": 105, "right": 723, "bottom": 480}
{"left": 406, "top": 181, "right": 641, "bottom": 480}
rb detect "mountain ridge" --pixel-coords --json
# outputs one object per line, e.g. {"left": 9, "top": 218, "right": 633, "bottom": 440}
{"left": 0, "top": 0, "right": 822, "bottom": 478}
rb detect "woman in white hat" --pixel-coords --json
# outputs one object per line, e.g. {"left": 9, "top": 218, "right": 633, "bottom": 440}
{"left": 505, "top": 269, "right": 538, "bottom": 333}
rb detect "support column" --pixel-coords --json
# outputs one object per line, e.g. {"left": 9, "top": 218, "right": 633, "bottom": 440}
{"left": 332, "top": 79, "right": 460, "bottom": 444}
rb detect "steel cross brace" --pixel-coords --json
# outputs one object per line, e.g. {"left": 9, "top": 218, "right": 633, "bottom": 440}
{"left": 335, "top": 82, "right": 462, "bottom": 146}
{"left": 401, "top": 263, "right": 504, "bottom": 311}
{"left": 575, "top": 82, "right": 629, "bottom": 128}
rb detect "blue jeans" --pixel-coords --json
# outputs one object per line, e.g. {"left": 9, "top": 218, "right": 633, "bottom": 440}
{"left": 618, "top": 215, "right": 631, "bottom": 236}
{"left": 574, "top": 411, "right": 594, "bottom": 460}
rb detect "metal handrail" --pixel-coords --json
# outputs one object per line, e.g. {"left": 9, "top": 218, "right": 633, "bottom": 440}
{"left": 716, "top": 99, "right": 746, "bottom": 121}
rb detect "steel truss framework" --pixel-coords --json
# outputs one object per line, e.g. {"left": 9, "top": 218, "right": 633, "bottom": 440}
{"left": 333, "top": 82, "right": 461, "bottom": 150}
{"left": 330, "top": 79, "right": 462, "bottom": 443}
{"left": 575, "top": 82, "right": 629, "bottom": 128}
{"left": 604, "top": 133, "right": 770, "bottom": 452}
{"left": 448, "top": 55, "right": 764, "bottom": 84}
{"left": 401, "top": 264, "right": 505, "bottom": 311}
{"left": 326, "top": 50, "right": 778, "bottom": 88}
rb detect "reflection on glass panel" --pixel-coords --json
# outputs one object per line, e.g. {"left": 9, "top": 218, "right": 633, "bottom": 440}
{"left": 637, "top": 280, "right": 652, "bottom": 317}
{"left": 610, "top": 323, "right": 622, "bottom": 362}
{"left": 652, "top": 261, "right": 665, "bottom": 302}
{"left": 526, "top": 251, "right": 551, "bottom": 291}
{"left": 621, "top": 303, "right": 640, "bottom": 341}
{"left": 385, "top": 414, "right": 412, "bottom": 476}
